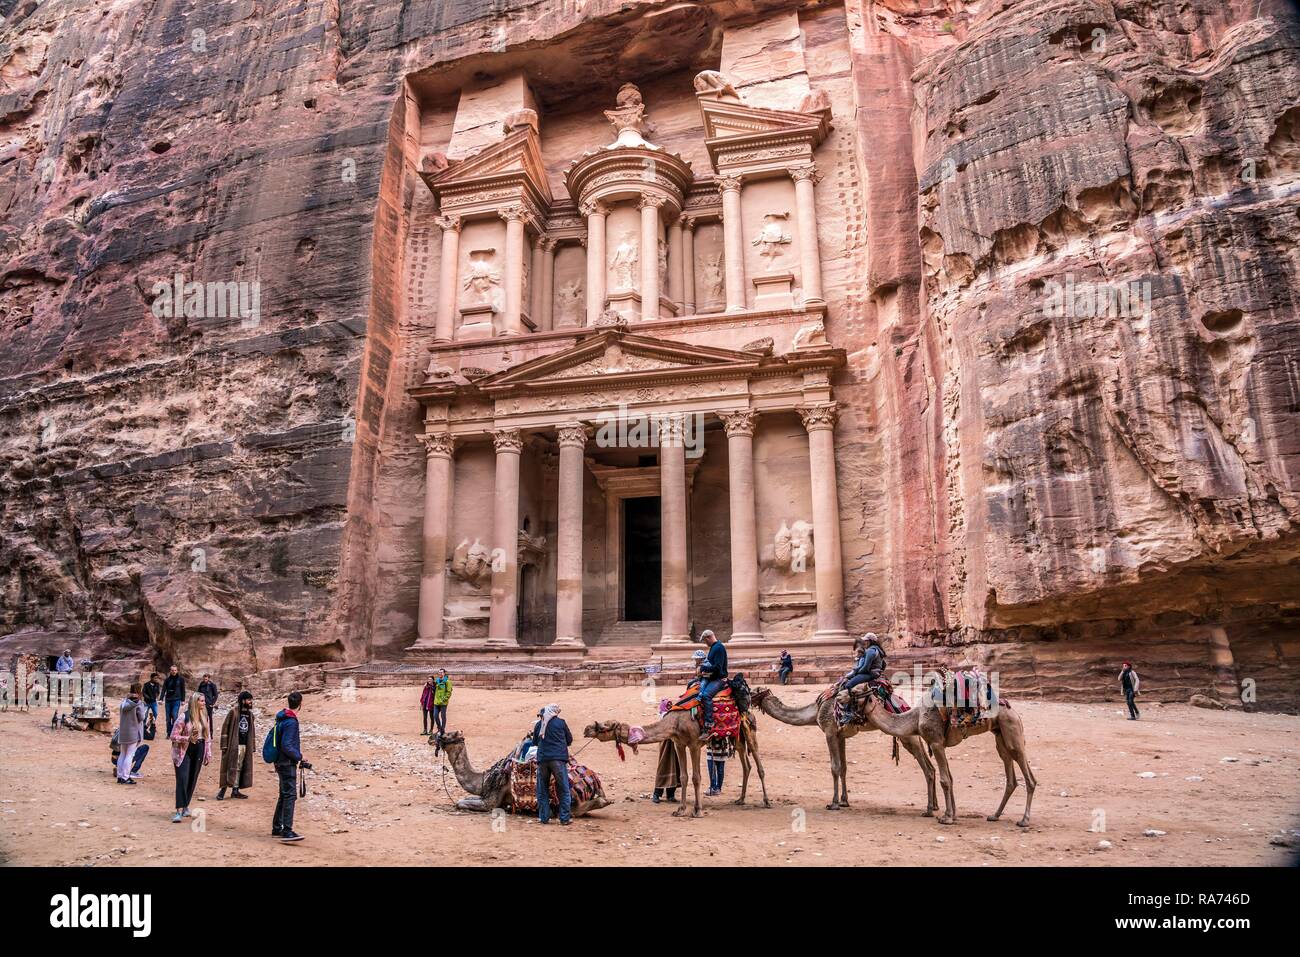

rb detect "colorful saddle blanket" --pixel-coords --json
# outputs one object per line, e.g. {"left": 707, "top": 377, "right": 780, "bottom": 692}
{"left": 507, "top": 756, "right": 604, "bottom": 815}
{"left": 822, "top": 677, "right": 910, "bottom": 727}
{"left": 668, "top": 685, "right": 741, "bottom": 740}
{"left": 928, "top": 669, "right": 1007, "bottom": 725}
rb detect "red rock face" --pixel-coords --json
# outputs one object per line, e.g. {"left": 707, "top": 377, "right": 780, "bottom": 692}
{"left": 1, "top": 0, "right": 1296, "bottom": 706}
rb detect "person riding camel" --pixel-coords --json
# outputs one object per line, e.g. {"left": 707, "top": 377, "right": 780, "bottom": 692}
{"left": 837, "top": 633, "right": 886, "bottom": 700}
{"left": 697, "top": 629, "right": 728, "bottom": 735}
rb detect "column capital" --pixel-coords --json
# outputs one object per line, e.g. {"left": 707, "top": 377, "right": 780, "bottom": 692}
{"left": 679, "top": 213, "right": 697, "bottom": 231}
{"left": 656, "top": 412, "right": 686, "bottom": 447}
{"left": 790, "top": 163, "right": 820, "bottom": 184}
{"left": 637, "top": 194, "right": 667, "bottom": 211}
{"left": 556, "top": 422, "right": 589, "bottom": 449}
{"left": 797, "top": 403, "right": 838, "bottom": 432}
{"left": 434, "top": 214, "right": 462, "bottom": 232}
{"left": 492, "top": 428, "right": 524, "bottom": 454}
{"left": 498, "top": 204, "right": 528, "bottom": 224}
{"left": 718, "top": 410, "right": 758, "bottom": 437}
{"left": 717, "top": 174, "right": 743, "bottom": 193}
{"left": 580, "top": 199, "right": 609, "bottom": 218}
{"left": 540, "top": 236, "right": 559, "bottom": 252}
{"left": 421, "top": 432, "right": 455, "bottom": 458}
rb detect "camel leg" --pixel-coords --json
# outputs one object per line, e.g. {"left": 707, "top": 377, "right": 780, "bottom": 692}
{"left": 987, "top": 731, "right": 1018, "bottom": 822}
{"left": 824, "top": 732, "right": 843, "bottom": 810}
{"left": 748, "top": 726, "right": 770, "bottom": 808}
{"left": 901, "top": 735, "right": 938, "bottom": 816}
{"left": 455, "top": 797, "right": 488, "bottom": 812}
{"left": 932, "top": 744, "right": 957, "bottom": 825}
{"left": 690, "top": 745, "right": 703, "bottom": 817}
{"left": 837, "top": 736, "right": 850, "bottom": 808}
{"left": 672, "top": 742, "right": 691, "bottom": 817}
{"left": 735, "top": 732, "right": 751, "bottom": 806}
{"left": 1009, "top": 722, "right": 1036, "bottom": 826}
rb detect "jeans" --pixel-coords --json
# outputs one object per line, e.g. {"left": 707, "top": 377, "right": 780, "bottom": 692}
{"left": 843, "top": 673, "right": 872, "bottom": 692}
{"left": 536, "top": 760, "right": 571, "bottom": 823}
{"left": 778, "top": 667, "right": 792, "bottom": 685}
{"left": 129, "top": 743, "right": 149, "bottom": 775}
{"left": 145, "top": 700, "right": 158, "bottom": 721}
{"left": 698, "top": 678, "right": 726, "bottom": 727}
{"left": 1125, "top": 689, "right": 1140, "bottom": 719}
{"left": 174, "top": 742, "right": 204, "bottom": 809}
{"left": 272, "top": 761, "right": 298, "bottom": 832}
{"left": 165, "top": 699, "right": 182, "bottom": 736}
{"left": 433, "top": 705, "right": 447, "bottom": 735}
{"left": 708, "top": 758, "right": 726, "bottom": 791}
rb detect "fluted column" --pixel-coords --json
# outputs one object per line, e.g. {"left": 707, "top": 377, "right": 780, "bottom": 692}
{"left": 680, "top": 216, "right": 696, "bottom": 316}
{"left": 719, "top": 411, "right": 762, "bottom": 642}
{"left": 658, "top": 413, "right": 690, "bottom": 642}
{"left": 639, "top": 196, "right": 663, "bottom": 321}
{"left": 500, "top": 205, "right": 526, "bottom": 336}
{"left": 488, "top": 428, "right": 523, "bottom": 645}
{"left": 416, "top": 432, "right": 454, "bottom": 645}
{"left": 667, "top": 215, "right": 684, "bottom": 310}
{"left": 434, "top": 216, "right": 461, "bottom": 342}
{"left": 799, "top": 404, "right": 848, "bottom": 639}
{"left": 791, "top": 164, "right": 825, "bottom": 306}
{"left": 539, "top": 238, "right": 557, "bottom": 331}
{"left": 554, "top": 422, "right": 587, "bottom": 647}
{"left": 582, "top": 200, "right": 607, "bottom": 325}
{"left": 719, "top": 175, "right": 746, "bottom": 312}
{"left": 529, "top": 232, "right": 545, "bottom": 328}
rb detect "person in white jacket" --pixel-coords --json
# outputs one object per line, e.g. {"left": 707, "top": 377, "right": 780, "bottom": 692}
{"left": 1119, "top": 662, "right": 1141, "bottom": 720}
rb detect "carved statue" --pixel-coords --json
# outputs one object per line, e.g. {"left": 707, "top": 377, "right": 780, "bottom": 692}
{"left": 450, "top": 538, "right": 491, "bottom": 585}
{"left": 657, "top": 239, "right": 668, "bottom": 289}
{"left": 557, "top": 278, "right": 584, "bottom": 324}
{"left": 793, "top": 319, "right": 829, "bottom": 349}
{"left": 693, "top": 70, "right": 741, "bottom": 99}
{"left": 752, "top": 212, "right": 792, "bottom": 266}
{"left": 603, "top": 82, "right": 654, "bottom": 139}
{"left": 701, "top": 252, "right": 724, "bottom": 301}
{"left": 502, "top": 108, "right": 538, "bottom": 134}
{"left": 611, "top": 232, "right": 639, "bottom": 290}
{"left": 463, "top": 249, "right": 501, "bottom": 307}
{"left": 774, "top": 520, "right": 814, "bottom": 572}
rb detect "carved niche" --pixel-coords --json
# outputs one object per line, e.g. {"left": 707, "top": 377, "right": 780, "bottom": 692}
{"left": 774, "top": 520, "right": 814, "bottom": 572}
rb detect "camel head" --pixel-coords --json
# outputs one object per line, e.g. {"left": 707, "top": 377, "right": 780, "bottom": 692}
{"left": 431, "top": 729, "right": 464, "bottom": 756}
{"left": 750, "top": 686, "right": 772, "bottom": 707}
{"left": 583, "top": 720, "right": 627, "bottom": 742}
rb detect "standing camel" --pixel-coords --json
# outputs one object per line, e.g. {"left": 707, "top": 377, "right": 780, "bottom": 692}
{"left": 584, "top": 708, "right": 769, "bottom": 818}
{"left": 431, "top": 730, "right": 611, "bottom": 816}
{"left": 750, "top": 687, "right": 937, "bottom": 815}
{"left": 856, "top": 688, "right": 1036, "bottom": 826}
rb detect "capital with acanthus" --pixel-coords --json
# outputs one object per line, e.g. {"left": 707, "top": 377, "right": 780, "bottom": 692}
{"left": 717, "top": 175, "right": 743, "bottom": 193}
{"left": 498, "top": 204, "right": 528, "bottom": 224}
{"left": 655, "top": 412, "right": 686, "bottom": 446}
{"left": 797, "top": 403, "right": 838, "bottom": 432}
{"left": 493, "top": 428, "right": 524, "bottom": 454}
{"left": 556, "top": 422, "right": 589, "bottom": 449}
{"left": 579, "top": 199, "right": 609, "bottom": 219}
{"left": 434, "top": 214, "right": 462, "bottom": 232}
{"left": 790, "top": 164, "right": 819, "bottom": 184}
{"left": 637, "top": 194, "right": 667, "bottom": 211}
{"left": 421, "top": 432, "right": 455, "bottom": 458}
{"left": 717, "top": 410, "right": 758, "bottom": 438}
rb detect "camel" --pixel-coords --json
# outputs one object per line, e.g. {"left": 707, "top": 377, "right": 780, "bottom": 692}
{"left": 584, "top": 706, "right": 769, "bottom": 818}
{"left": 430, "top": 730, "right": 611, "bottom": 816}
{"left": 855, "top": 685, "right": 1037, "bottom": 826}
{"left": 750, "top": 686, "right": 938, "bottom": 815}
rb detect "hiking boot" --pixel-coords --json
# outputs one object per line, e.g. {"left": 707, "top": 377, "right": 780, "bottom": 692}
{"left": 280, "top": 831, "right": 304, "bottom": 843}
{"left": 231, "top": 790, "right": 248, "bottom": 799}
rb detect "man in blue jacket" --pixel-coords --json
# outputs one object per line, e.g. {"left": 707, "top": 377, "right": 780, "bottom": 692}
{"left": 698, "top": 629, "right": 728, "bottom": 734}
{"left": 272, "top": 691, "right": 311, "bottom": 843}
{"left": 531, "top": 704, "right": 573, "bottom": 825}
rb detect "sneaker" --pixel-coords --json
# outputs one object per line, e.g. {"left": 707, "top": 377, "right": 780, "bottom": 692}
{"left": 171, "top": 812, "right": 183, "bottom": 823}
{"left": 280, "top": 831, "right": 304, "bottom": 843}
{"left": 231, "top": 790, "right": 248, "bottom": 800}
{"left": 559, "top": 820, "right": 572, "bottom": 826}
{"left": 181, "top": 809, "right": 191, "bottom": 818}
{"left": 216, "top": 791, "right": 225, "bottom": 801}
{"left": 271, "top": 828, "right": 283, "bottom": 837}
{"left": 129, "top": 774, "right": 142, "bottom": 780}
{"left": 123, "top": 778, "right": 137, "bottom": 786}
{"left": 116, "top": 778, "right": 127, "bottom": 785}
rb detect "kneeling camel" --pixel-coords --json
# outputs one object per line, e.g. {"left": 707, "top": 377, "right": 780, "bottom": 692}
{"left": 431, "top": 730, "right": 611, "bottom": 816}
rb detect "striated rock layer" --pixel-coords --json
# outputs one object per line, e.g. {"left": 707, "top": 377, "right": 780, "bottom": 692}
{"left": 0, "top": 0, "right": 1297, "bottom": 707}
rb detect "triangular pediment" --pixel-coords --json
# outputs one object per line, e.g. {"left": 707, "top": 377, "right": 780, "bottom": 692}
{"left": 698, "top": 96, "right": 828, "bottom": 143}
{"left": 475, "top": 330, "right": 764, "bottom": 394}
{"left": 426, "top": 127, "right": 553, "bottom": 203}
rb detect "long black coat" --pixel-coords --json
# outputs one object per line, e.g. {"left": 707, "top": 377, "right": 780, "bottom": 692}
{"left": 218, "top": 707, "right": 256, "bottom": 788}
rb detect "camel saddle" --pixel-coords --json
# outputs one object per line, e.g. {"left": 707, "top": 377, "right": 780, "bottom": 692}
{"left": 669, "top": 686, "right": 742, "bottom": 741}
{"left": 504, "top": 755, "right": 604, "bottom": 815}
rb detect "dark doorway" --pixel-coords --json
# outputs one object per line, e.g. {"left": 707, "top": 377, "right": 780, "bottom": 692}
{"left": 623, "top": 496, "right": 661, "bottom": 621}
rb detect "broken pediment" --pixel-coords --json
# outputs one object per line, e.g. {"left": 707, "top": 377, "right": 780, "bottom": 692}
{"left": 696, "top": 89, "right": 830, "bottom": 176}
{"left": 423, "top": 125, "right": 553, "bottom": 216}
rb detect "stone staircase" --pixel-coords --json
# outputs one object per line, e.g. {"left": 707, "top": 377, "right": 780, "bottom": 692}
{"left": 592, "top": 620, "right": 661, "bottom": 650}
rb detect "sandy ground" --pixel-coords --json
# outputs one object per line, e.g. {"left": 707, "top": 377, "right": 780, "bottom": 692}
{"left": 1, "top": 685, "right": 1298, "bottom": 866}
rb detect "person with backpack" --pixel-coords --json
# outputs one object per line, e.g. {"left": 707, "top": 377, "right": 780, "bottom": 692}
{"left": 266, "top": 690, "right": 311, "bottom": 843}
{"left": 1119, "top": 662, "right": 1141, "bottom": 720}
{"left": 170, "top": 692, "right": 211, "bottom": 823}
{"left": 432, "top": 669, "right": 452, "bottom": 735}
{"left": 216, "top": 690, "right": 256, "bottom": 801}
{"left": 697, "top": 630, "right": 728, "bottom": 735}
{"left": 163, "top": 666, "right": 186, "bottom": 736}
{"left": 116, "top": 684, "right": 146, "bottom": 785}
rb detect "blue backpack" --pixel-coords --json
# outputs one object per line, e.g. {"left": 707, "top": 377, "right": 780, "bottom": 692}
{"left": 262, "top": 715, "right": 283, "bottom": 763}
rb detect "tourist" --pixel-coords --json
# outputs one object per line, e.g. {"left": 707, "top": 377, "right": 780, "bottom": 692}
{"left": 432, "top": 669, "right": 452, "bottom": 735}
{"left": 778, "top": 650, "right": 794, "bottom": 685}
{"left": 111, "top": 730, "right": 150, "bottom": 779}
{"left": 1120, "top": 662, "right": 1141, "bottom": 720}
{"left": 420, "top": 676, "right": 436, "bottom": 735}
{"left": 271, "top": 691, "right": 310, "bottom": 843}
{"left": 163, "top": 665, "right": 186, "bottom": 735}
{"left": 706, "top": 735, "right": 730, "bottom": 796}
{"left": 531, "top": 703, "right": 573, "bottom": 825}
{"left": 170, "top": 692, "right": 211, "bottom": 823}
{"left": 198, "top": 673, "right": 219, "bottom": 729}
{"left": 652, "top": 699, "right": 681, "bottom": 804}
{"left": 54, "top": 649, "right": 74, "bottom": 706}
{"left": 697, "top": 629, "right": 728, "bottom": 735}
{"left": 142, "top": 672, "right": 162, "bottom": 722}
{"left": 116, "top": 683, "right": 146, "bottom": 785}
{"left": 216, "top": 690, "right": 256, "bottom": 801}
{"left": 840, "top": 633, "right": 885, "bottom": 694}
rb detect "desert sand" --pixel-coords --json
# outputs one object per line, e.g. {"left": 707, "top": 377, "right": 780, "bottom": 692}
{"left": 1, "top": 685, "right": 1297, "bottom": 867}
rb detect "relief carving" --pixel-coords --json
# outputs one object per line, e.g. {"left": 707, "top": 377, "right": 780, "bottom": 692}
{"left": 700, "top": 252, "right": 724, "bottom": 301}
{"left": 752, "top": 212, "right": 792, "bottom": 267}
{"left": 450, "top": 538, "right": 491, "bottom": 585}
{"left": 774, "top": 520, "right": 814, "bottom": 572}
{"left": 693, "top": 70, "right": 741, "bottom": 99}
{"left": 557, "top": 278, "right": 584, "bottom": 325}
{"left": 610, "top": 232, "right": 639, "bottom": 290}
{"left": 463, "top": 249, "right": 502, "bottom": 309}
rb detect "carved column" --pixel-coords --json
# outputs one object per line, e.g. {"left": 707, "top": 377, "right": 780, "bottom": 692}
{"left": 658, "top": 413, "right": 690, "bottom": 642}
{"left": 791, "top": 164, "right": 825, "bottom": 306}
{"left": 680, "top": 215, "right": 696, "bottom": 316}
{"left": 488, "top": 428, "right": 523, "bottom": 645}
{"left": 718, "top": 175, "right": 747, "bottom": 312}
{"left": 667, "top": 215, "right": 684, "bottom": 310}
{"left": 416, "top": 432, "right": 454, "bottom": 645}
{"left": 500, "top": 206, "right": 527, "bottom": 336}
{"left": 719, "top": 411, "right": 762, "bottom": 642}
{"left": 539, "top": 238, "right": 557, "bottom": 332}
{"left": 529, "top": 231, "right": 545, "bottom": 327}
{"left": 434, "top": 216, "right": 461, "bottom": 343}
{"left": 639, "top": 195, "right": 663, "bottom": 321}
{"left": 554, "top": 423, "right": 587, "bottom": 647}
{"left": 582, "top": 200, "right": 608, "bottom": 325}
{"left": 798, "top": 404, "right": 848, "bottom": 639}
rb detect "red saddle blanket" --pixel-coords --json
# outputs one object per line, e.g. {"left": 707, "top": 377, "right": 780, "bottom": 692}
{"left": 507, "top": 757, "right": 604, "bottom": 815}
{"left": 669, "top": 686, "right": 741, "bottom": 740}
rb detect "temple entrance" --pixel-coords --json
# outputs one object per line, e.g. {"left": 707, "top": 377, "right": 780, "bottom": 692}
{"left": 623, "top": 496, "right": 661, "bottom": 621}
